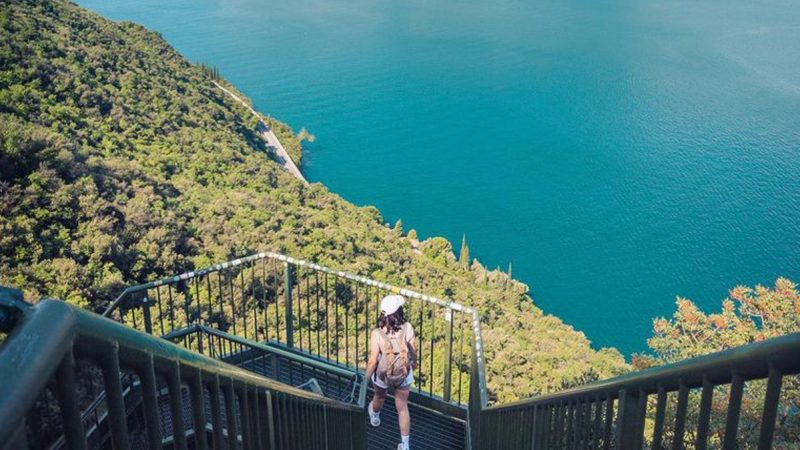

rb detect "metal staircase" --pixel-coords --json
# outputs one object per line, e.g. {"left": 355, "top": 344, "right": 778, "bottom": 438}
{"left": 2, "top": 251, "right": 800, "bottom": 449}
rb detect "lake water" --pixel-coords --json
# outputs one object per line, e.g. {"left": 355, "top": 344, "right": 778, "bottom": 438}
{"left": 78, "top": 0, "right": 800, "bottom": 356}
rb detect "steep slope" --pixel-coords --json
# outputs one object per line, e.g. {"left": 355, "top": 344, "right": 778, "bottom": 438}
{"left": 0, "top": 0, "right": 627, "bottom": 402}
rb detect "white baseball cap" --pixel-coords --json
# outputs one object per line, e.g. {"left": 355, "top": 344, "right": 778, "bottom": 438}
{"left": 380, "top": 294, "right": 405, "bottom": 315}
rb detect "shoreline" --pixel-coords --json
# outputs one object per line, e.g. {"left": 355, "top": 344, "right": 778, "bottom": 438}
{"left": 212, "top": 80, "right": 308, "bottom": 184}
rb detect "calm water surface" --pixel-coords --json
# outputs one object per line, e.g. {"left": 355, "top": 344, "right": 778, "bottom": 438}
{"left": 78, "top": 0, "right": 800, "bottom": 356}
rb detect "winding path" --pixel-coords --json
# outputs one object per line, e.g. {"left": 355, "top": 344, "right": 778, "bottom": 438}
{"left": 213, "top": 81, "right": 308, "bottom": 184}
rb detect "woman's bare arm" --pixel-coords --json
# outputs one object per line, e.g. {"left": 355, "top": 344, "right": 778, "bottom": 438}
{"left": 365, "top": 330, "right": 381, "bottom": 382}
{"left": 406, "top": 325, "right": 418, "bottom": 370}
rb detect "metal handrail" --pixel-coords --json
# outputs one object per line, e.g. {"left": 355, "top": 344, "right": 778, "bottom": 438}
{"left": 164, "top": 324, "right": 366, "bottom": 405}
{"left": 0, "top": 294, "right": 365, "bottom": 450}
{"left": 101, "top": 250, "right": 487, "bottom": 408}
{"left": 476, "top": 332, "right": 800, "bottom": 449}
{"left": 102, "top": 251, "right": 478, "bottom": 317}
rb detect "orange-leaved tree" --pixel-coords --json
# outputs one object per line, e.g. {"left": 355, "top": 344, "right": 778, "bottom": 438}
{"left": 634, "top": 278, "right": 800, "bottom": 449}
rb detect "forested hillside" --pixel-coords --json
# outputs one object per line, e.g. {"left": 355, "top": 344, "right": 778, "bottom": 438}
{"left": 0, "top": 0, "right": 627, "bottom": 402}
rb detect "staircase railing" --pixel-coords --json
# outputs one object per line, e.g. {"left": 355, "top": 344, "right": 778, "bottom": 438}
{"left": 163, "top": 324, "right": 367, "bottom": 405}
{"left": 476, "top": 332, "right": 800, "bottom": 449}
{"left": 0, "top": 290, "right": 366, "bottom": 450}
{"left": 96, "top": 250, "right": 800, "bottom": 449}
{"left": 102, "top": 251, "right": 487, "bottom": 410}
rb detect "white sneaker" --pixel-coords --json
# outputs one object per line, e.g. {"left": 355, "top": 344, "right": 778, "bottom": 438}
{"left": 368, "top": 404, "right": 381, "bottom": 427}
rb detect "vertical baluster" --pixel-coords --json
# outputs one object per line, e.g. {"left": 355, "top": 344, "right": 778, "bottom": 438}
{"left": 334, "top": 279, "right": 341, "bottom": 364}
{"left": 417, "top": 291, "right": 424, "bottom": 394}
{"left": 573, "top": 400, "right": 587, "bottom": 450}
{"left": 142, "top": 295, "right": 153, "bottom": 335}
{"left": 634, "top": 389, "right": 648, "bottom": 449}
{"left": 189, "top": 371, "right": 208, "bottom": 450}
{"left": 325, "top": 273, "right": 330, "bottom": 360}
{"left": 262, "top": 258, "right": 270, "bottom": 342}
{"left": 458, "top": 311, "right": 465, "bottom": 405}
{"left": 239, "top": 385, "right": 252, "bottom": 450}
{"left": 194, "top": 276, "right": 201, "bottom": 325}
{"left": 615, "top": 389, "right": 641, "bottom": 450}
{"left": 297, "top": 266, "right": 303, "bottom": 352}
{"left": 545, "top": 404, "right": 554, "bottom": 450}
{"left": 443, "top": 306, "right": 454, "bottom": 403}
{"left": 251, "top": 261, "right": 258, "bottom": 342}
{"left": 722, "top": 372, "right": 744, "bottom": 450}
{"left": 101, "top": 345, "right": 131, "bottom": 450}
{"left": 428, "top": 301, "right": 434, "bottom": 397}
{"left": 240, "top": 266, "right": 247, "bottom": 340}
{"left": 758, "top": 363, "right": 783, "bottom": 450}
{"left": 55, "top": 347, "right": 88, "bottom": 450}
{"left": 566, "top": 401, "right": 575, "bottom": 449}
{"left": 284, "top": 262, "right": 294, "bottom": 348}
{"left": 696, "top": 376, "right": 714, "bottom": 450}
{"left": 345, "top": 279, "right": 350, "bottom": 367}
{"left": 250, "top": 386, "right": 262, "bottom": 450}
{"left": 673, "top": 381, "right": 689, "bottom": 450}
{"left": 306, "top": 271, "right": 312, "bottom": 352}
{"left": 155, "top": 287, "right": 165, "bottom": 335}
{"left": 591, "top": 396, "right": 603, "bottom": 450}
{"left": 603, "top": 395, "right": 613, "bottom": 450}
{"left": 209, "top": 375, "right": 225, "bottom": 450}
{"left": 273, "top": 260, "right": 280, "bottom": 343}
{"left": 168, "top": 284, "right": 176, "bottom": 332}
{"left": 206, "top": 273, "right": 213, "bottom": 325}
{"left": 223, "top": 378, "right": 237, "bottom": 450}
{"left": 217, "top": 271, "right": 225, "bottom": 332}
{"left": 355, "top": 282, "right": 360, "bottom": 371}
{"left": 140, "top": 354, "right": 162, "bottom": 450}
{"left": 229, "top": 270, "right": 237, "bottom": 337}
{"left": 364, "top": 284, "right": 370, "bottom": 368}
{"left": 265, "top": 390, "right": 277, "bottom": 450}
{"left": 556, "top": 401, "right": 566, "bottom": 449}
{"left": 316, "top": 272, "right": 321, "bottom": 357}
{"left": 182, "top": 280, "right": 191, "bottom": 329}
{"left": 651, "top": 385, "right": 667, "bottom": 450}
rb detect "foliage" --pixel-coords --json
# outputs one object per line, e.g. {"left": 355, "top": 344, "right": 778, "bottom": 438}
{"left": 634, "top": 278, "right": 800, "bottom": 448}
{"left": 0, "top": 0, "right": 627, "bottom": 402}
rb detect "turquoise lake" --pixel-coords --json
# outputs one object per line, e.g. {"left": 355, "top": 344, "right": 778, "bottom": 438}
{"left": 78, "top": 0, "right": 800, "bottom": 357}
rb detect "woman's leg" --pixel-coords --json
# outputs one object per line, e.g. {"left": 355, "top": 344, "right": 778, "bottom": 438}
{"left": 394, "top": 387, "right": 411, "bottom": 438}
{"left": 371, "top": 385, "right": 387, "bottom": 412}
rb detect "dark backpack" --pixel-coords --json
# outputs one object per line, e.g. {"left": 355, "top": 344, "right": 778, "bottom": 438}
{"left": 376, "top": 327, "right": 409, "bottom": 388}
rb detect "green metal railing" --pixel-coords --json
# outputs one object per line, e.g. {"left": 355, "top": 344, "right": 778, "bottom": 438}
{"left": 475, "top": 332, "right": 800, "bottom": 449}
{"left": 102, "top": 252, "right": 487, "bottom": 410}
{"left": 162, "top": 324, "right": 367, "bottom": 405}
{"left": 6, "top": 248, "right": 798, "bottom": 449}
{"left": 0, "top": 289, "right": 366, "bottom": 450}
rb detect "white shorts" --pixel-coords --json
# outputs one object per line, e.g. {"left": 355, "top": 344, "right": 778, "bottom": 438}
{"left": 372, "top": 370, "right": 414, "bottom": 390}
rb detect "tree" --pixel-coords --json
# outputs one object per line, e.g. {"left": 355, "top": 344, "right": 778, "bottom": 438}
{"left": 635, "top": 278, "right": 800, "bottom": 447}
{"left": 459, "top": 234, "right": 470, "bottom": 268}
{"left": 393, "top": 219, "right": 403, "bottom": 236}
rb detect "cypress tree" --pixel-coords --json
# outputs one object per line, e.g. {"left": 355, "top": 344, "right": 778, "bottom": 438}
{"left": 459, "top": 234, "right": 470, "bottom": 268}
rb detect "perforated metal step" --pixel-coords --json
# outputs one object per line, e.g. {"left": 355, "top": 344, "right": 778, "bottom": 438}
{"left": 365, "top": 388, "right": 466, "bottom": 450}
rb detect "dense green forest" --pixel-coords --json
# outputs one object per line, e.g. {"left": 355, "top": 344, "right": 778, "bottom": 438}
{"left": 0, "top": 0, "right": 627, "bottom": 402}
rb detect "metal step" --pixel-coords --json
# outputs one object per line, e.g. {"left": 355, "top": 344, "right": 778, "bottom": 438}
{"left": 365, "top": 388, "right": 466, "bottom": 450}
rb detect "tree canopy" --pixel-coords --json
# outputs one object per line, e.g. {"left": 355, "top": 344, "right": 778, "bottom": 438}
{"left": 0, "top": 0, "right": 627, "bottom": 402}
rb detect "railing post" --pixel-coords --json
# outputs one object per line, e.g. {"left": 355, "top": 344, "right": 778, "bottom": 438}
{"left": 284, "top": 262, "right": 294, "bottom": 348}
{"left": 614, "top": 389, "right": 641, "bottom": 450}
{"left": 141, "top": 295, "right": 153, "bottom": 335}
{"left": 468, "top": 311, "right": 487, "bottom": 450}
{"left": 443, "top": 307, "right": 454, "bottom": 403}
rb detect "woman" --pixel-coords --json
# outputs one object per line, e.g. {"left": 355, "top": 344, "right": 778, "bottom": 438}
{"left": 365, "top": 294, "right": 418, "bottom": 450}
